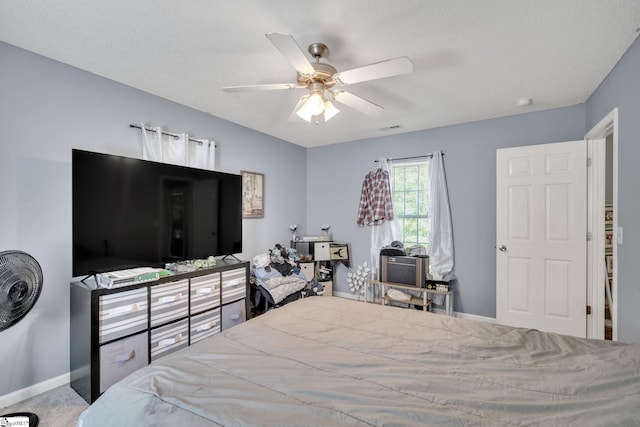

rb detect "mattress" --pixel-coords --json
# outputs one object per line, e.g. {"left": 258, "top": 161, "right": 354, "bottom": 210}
{"left": 77, "top": 296, "right": 640, "bottom": 426}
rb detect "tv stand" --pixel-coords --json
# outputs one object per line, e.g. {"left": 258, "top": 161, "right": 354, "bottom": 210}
{"left": 221, "top": 253, "right": 241, "bottom": 262}
{"left": 70, "top": 260, "right": 250, "bottom": 404}
{"left": 363, "top": 278, "right": 454, "bottom": 316}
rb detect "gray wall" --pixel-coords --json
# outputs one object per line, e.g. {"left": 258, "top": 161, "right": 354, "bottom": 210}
{"left": 0, "top": 42, "right": 306, "bottom": 397}
{"left": 307, "top": 106, "right": 586, "bottom": 318}
{"left": 586, "top": 36, "right": 640, "bottom": 344}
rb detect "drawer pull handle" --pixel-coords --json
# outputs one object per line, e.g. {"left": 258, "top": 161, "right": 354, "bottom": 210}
{"left": 109, "top": 303, "right": 138, "bottom": 316}
{"left": 114, "top": 350, "right": 135, "bottom": 363}
{"left": 196, "top": 287, "right": 212, "bottom": 295}
{"left": 159, "top": 333, "right": 183, "bottom": 347}
{"left": 158, "top": 293, "right": 183, "bottom": 304}
{"left": 196, "top": 321, "right": 216, "bottom": 332}
{"left": 229, "top": 313, "right": 241, "bottom": 321}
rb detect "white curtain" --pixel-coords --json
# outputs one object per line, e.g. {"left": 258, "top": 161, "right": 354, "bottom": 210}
{"left": 370, "top": 157, "right": 401, "bottom": 278}
{"left": 426, "top": 150, "right": 454, "bottom": 277}
{"left": 187, "top": 138, "right": 216, "bottom": 170}
{"left": 139, "top": 124, "right": 216, "bottom": 170}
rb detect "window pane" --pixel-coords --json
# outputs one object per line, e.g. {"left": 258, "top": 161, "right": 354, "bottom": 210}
{"left": 393, "top": 192, "right": 405, "bottom": 216}
{"left": 405, "top": 192, "right": 417, "bottom": 215}
{"left": 419, "top": 192, "right": 428, "bottom": 216}
{"left": 418, "top": 218, "right": 430, "bottom": 243}
{"left": 404, "top": 217, "right": 418, "bottom": 244}
{"left": 393, "top": 167, "right": 405, "bottom": 190}
{"left": 397, "top": 218, "right": 405, "bottom": 241}
{"left": 418, "top": 165, "right": 428, "bottom": 189}
{"left": 405, "top": 166, "right": 418, "bottom": 186}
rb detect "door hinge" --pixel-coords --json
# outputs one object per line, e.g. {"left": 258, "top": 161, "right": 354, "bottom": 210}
{"left": 586, "top": 305, "right": 592, "bottom": 315}
{"left": 587, "top": 158, "right": 592, "bottom": 167}
{"left": 587, "top": 231, "right": 592, "bottom": 241}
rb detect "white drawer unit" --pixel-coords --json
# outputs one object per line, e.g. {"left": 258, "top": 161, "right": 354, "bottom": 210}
{"left": 190, "top": 273, "right": 221, "bottom": 314}
{"left": 99, "top": 331, "right": 148, "bottom": 393}
{"left": 320, "top": 280, "right": 333, "bottom": 297}
{"left": 190, "top": 308, "right": 221, "bottom": 344}
{"left": 150, "top": 279, "right": 189, "bottom": 327}
{"left": 221, "top": 268, "right": 246, "bottom": 305}
{"left": 221, "top": 299, "right": 246, "bottom": 331}
{"left": 98, "top": 288, "right": 148, "bottom": 344}
{"left": 150, "top": 318, "right": 189, "bottom": 361}
{"left": 299, "top": 262, "right": 315, "bottom": 281}
{"left": 314, "top": 242, "right": 331, "bottom": 261}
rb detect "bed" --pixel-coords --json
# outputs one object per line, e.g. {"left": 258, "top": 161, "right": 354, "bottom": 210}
{"left": 77, "top": 296, "right": 640, "bottom": 426}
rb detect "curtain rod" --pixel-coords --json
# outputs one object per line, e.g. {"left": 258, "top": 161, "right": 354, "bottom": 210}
{"left": 129, "top": 124, "right": 216, "bottom": 147}
{"left": 374, "top": 151, "right": 443, "bottom": 163}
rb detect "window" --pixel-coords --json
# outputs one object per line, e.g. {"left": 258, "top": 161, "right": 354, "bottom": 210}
{"left": 391, "top": 161, "right": 429, "bottom": 247}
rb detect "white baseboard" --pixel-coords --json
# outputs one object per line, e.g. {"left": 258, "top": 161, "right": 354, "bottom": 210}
{"left": 333, "top": 291, "right": 496, "bottom": 323}
{"left": 0, "top": 372, "right": 70, "bottom": 409}
{"left": 431, "top": 306, "right": 496, "bottom": 323}
{"left": 333, "top": 291, "right": 361, "bottom": 300}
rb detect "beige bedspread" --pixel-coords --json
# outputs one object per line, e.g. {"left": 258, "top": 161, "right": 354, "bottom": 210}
{"left": 77, "top": 297, "right": 640, "bottom": 426}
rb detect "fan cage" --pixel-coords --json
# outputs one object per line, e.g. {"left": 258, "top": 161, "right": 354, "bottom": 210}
{"left": 0, "top": 251, "right": 43, "bottom": 330}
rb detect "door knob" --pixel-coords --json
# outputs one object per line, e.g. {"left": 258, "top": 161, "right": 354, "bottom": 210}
{"left": 498, "top": 245, "right": 507, "bottom": 252}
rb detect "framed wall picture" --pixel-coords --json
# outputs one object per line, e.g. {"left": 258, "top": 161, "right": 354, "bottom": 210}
{"left": 241, "top": 171, "right": 264, "bottom": 218}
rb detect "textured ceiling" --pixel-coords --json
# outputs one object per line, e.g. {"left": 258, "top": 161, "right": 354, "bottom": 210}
{"left": 1, "top": 1, "right": 639, "bottom": 148}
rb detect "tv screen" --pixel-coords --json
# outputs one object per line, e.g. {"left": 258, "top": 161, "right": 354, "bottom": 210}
{"left": 72, "top": 149, "right": 242, "bottom": 277}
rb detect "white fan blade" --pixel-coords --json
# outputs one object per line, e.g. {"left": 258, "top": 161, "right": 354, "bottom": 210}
{"left": 333, "top": 91, "right": 384, "bottom": 116}
{"left": 223, "top": 83, "right": 302, "bottom": 93}
{"left": 334, "top": 57, "right": 413, "bottom": 85}
{"left": 266, "top": 33, "right": 315, "bottom": 76}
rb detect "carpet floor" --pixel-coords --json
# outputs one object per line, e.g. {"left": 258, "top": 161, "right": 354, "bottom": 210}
{"left": 0, "top": 385, "right": 88, "bottom": 427}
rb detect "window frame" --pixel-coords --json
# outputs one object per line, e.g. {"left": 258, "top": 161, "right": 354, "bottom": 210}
{"left": 390, "top": 159, "right": 430, "bottom": 248}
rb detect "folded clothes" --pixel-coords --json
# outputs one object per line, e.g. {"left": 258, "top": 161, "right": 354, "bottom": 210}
{"left": 387, "top": 288, "right": 412, "bottom": 302}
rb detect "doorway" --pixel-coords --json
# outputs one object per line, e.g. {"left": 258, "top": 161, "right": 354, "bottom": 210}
{"left": 586, "top": 108, "right": 618, "bottom": 340}
{"left": 495, "top": 108, "right": 618, "bottom": 340}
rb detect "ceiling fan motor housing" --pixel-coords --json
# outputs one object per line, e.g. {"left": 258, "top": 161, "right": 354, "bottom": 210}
{"left": 297, "top": 62, "right": 337, "bottom": 88}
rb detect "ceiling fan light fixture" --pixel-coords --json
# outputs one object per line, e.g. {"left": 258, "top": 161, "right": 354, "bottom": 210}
{"left": 304, "top": 92, "right": 325, "bottom": 116}
{"left": 323, "top": 100, "right": 340, "bottom": 121}
{"left": 295, "top": 99, "right": 314, "bottom": 122}
{"left": 295, "top": 96, "right": 340, "bottom": 123}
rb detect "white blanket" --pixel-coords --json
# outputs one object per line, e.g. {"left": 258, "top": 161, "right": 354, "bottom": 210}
{"left": 78, "top": 297, "right": 640, "bottom": 426}
{"left": 252, "top": 265, "right": 308, "bottom": 304}
{"left": 259, "top": 275, "right": 307, "bottom": 304}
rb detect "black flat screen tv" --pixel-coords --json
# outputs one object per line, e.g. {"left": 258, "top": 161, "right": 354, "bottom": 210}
{"left": 72, "top": 149, "right": 243, "bottom": 277}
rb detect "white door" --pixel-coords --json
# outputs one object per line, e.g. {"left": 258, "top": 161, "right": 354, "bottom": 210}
{"left": 496, "top": 141, "right": 587, "bottom": 338}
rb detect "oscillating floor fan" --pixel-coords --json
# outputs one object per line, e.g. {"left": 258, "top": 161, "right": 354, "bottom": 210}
{"left": 0, "top": 250, "right": 43, "bottom": 427}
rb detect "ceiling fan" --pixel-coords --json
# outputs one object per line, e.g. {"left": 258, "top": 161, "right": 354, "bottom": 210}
{"left": 222, "top": 33, "right": 414, "bottom": 124}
